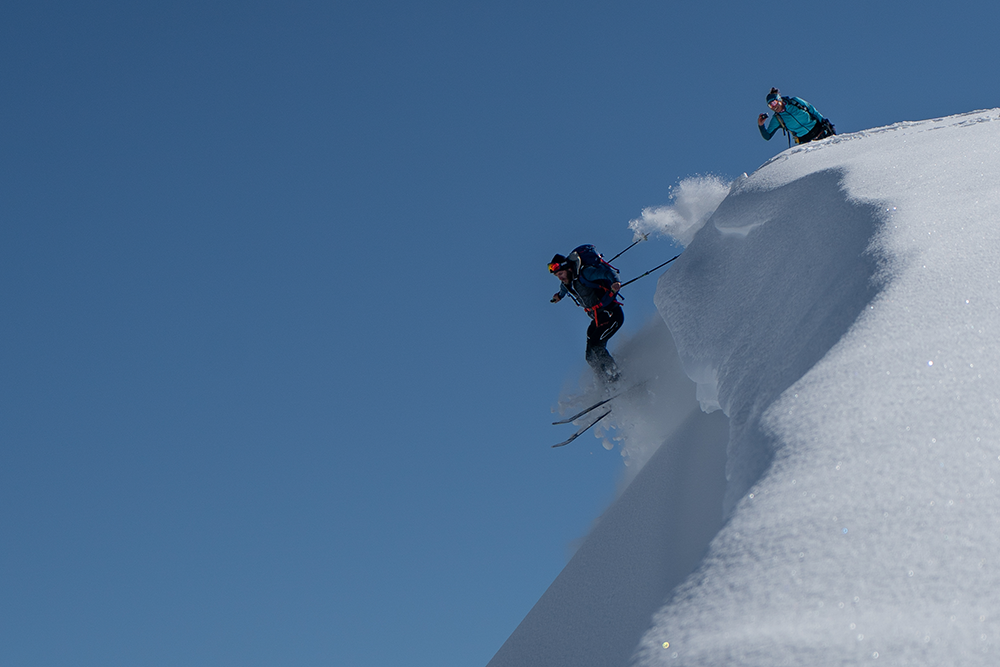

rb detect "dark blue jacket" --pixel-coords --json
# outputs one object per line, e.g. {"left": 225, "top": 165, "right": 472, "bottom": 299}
{"left": 558, "top": 264, "right": 620, "bottom": 311}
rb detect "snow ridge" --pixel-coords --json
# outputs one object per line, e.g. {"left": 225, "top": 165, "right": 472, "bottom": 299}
{"left": 490, "top": 109, "right": 1000, "bottom": 667}
{"left": 637, "top": 109, "right": 1000, "bottom": 665}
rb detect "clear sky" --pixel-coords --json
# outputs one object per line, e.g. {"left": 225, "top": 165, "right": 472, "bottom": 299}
{"left": 1, "top": 2, "right": 996, "bottom": 666}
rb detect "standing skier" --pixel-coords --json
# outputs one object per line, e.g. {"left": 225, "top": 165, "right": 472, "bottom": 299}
{"left": 758, "top": 87, "right": 835, "bottom": 145}
{"left": 549, "top": 248, "right": 623, "bottom": 384}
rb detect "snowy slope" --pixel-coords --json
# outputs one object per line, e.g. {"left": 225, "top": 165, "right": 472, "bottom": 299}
{"left": 488, "top": 318, "right": 728, "bottom": 667}
{"left": 638, "top": 109, "right": 1000, "bottom": 666}
{"left": 490, "top": 109, "right": 1000, "bottom": 666}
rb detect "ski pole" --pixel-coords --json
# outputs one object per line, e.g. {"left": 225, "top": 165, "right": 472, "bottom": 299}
{"left": 619, "top": 253, "right": 682, "bottom": 289}
{"left": 607, "top": 233, "right": 649, "bottom": 263}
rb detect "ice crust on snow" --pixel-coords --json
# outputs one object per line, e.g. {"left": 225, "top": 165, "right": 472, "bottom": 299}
{"left": 490, "top": 109, "right": 1000, "bottom": 667}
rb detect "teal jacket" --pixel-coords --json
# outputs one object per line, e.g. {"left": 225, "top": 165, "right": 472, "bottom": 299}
{"left": 760, "top": 96, "right": 824, "bottom": 140}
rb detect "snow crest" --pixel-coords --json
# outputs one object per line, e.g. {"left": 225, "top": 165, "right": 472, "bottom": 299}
{"left": 491, "top": 109, "right": 1000, "bottom": 667}
{"left": 637, "top": 109, "right": 1000, "bottom": 666}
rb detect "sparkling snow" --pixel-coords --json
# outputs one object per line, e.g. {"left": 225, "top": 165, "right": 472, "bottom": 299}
{"left": 491, "top": 109, "right": 1000, "bottom": 667}
{"left": 638, "top": 109, "right": 1000, "bottom": 666}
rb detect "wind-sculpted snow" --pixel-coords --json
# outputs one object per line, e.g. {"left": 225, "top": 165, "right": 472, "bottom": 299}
{"left": 636, "top": 109, "right": 1000, "bottom": 665}
{"left": 657, "top": 167, "right": 888, "bottom": 512}
{"left": 489, "top": 109, "right": 1000, "bottom": 667}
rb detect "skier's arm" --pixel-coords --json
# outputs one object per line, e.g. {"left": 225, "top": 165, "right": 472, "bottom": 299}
{"left": 759, "top": 113, "right": 781, "bottom": 140}
{"left": 551, "top": 284, "right": 569, "bottom": 303}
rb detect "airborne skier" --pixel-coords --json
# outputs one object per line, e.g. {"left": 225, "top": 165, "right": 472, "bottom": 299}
{"left": 549, "top": 246, "right": 623, "bottom": 384}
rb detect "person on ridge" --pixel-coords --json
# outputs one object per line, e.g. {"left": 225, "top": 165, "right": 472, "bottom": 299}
{"left": 758, "top": 87, "right": 835, "bottom": 145}
{"left": 549, "top": 249, "right": 623, "bottom": 384}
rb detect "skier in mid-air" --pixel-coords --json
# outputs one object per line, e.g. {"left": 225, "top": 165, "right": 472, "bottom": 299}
{"left": 549, "top": 247, "right": 623, "bottom": 384}
{"left": 758, "top": 87, "right": 835, "bottom": 145}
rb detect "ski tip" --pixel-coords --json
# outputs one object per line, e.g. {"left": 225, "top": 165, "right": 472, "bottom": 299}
{"left": 551, "top": 409, "right": 612, "bottom": 448}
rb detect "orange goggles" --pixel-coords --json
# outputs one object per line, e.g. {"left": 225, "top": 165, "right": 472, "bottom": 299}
{"left": 548, "top": 262, "right": 565, "bottom": 273}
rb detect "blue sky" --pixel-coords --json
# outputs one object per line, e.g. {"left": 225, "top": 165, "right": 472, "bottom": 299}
{"left": 1, "top": 2, "right": 996, "bottom": 666}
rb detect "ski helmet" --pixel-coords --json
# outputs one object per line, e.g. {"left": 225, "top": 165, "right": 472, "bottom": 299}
{"left": 548, "top": 254, "right": 573, "bottom": 274}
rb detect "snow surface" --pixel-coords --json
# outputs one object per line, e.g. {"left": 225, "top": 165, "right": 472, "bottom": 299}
{"left": 490, "top": 109, "right": 1000, "bottom": 666}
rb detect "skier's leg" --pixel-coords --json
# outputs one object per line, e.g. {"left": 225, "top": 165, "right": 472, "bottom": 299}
{"left": 586, "top": 341, "right": 620, "bottom": 381}
{"left": 585, "top": 305, "right": 624, "bottom": 383}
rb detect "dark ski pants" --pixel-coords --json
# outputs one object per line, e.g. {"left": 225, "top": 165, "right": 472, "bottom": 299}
{"left": 797, "top": 119, "right": 835, "bottom": 144}
{"left": 585, "top": 304, "right": 624, "bottom": 382}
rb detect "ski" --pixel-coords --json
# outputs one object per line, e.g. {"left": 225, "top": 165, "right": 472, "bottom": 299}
{"left": 552, "top": 409, "right": 612, "bottom": 448}
{"left": 551, "top": 378, "right": 651, "bottom": 425}
{"left": 551, "top": 395, "right": 616, "bottom": 425}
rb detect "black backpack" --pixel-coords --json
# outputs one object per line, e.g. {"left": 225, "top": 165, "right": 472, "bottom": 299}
{"left": 569, "top": 244, "right": 619, "bottom": 280}
{"left": 568, "top": 245, "right": 622, "bottom": 311}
